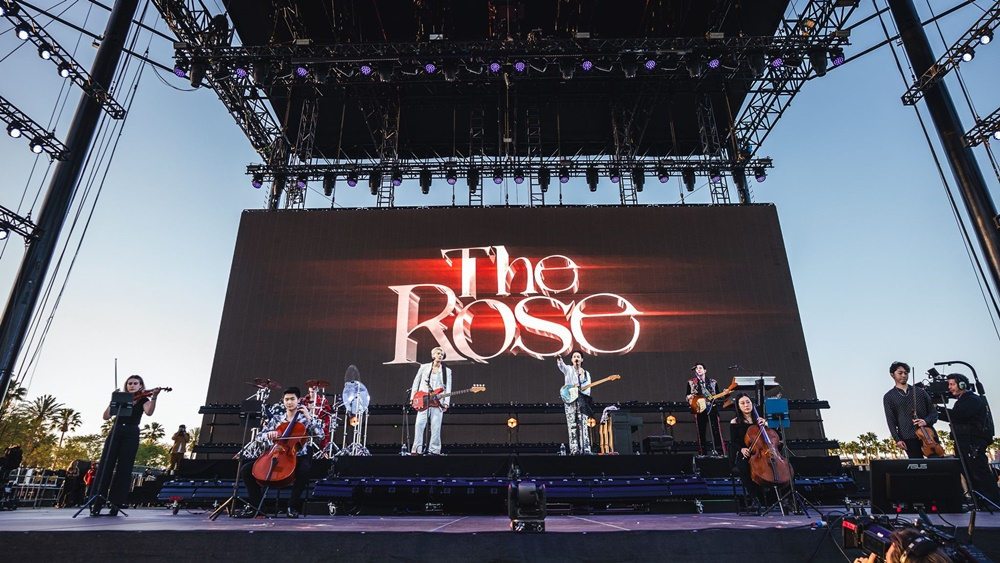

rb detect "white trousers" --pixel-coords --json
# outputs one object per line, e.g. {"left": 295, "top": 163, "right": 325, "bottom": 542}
{"left": 412, "top": 407, "right": 444, "bottom": 454}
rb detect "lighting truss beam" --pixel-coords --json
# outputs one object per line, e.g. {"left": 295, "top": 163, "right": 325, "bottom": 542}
{"left": 902, "top": 3, "right": 1000, "bottom": 106}
{"left": 1, "top": 2, "right": 126, "bottom": 119}
{"left": 0, "top": 94, "right": 68, "bottom": 160}
{"left": 964, "top": 105, "right": 1000, "bottom": 147}
{"left": 0, "top": 203, "right": 38, "bottom": 241}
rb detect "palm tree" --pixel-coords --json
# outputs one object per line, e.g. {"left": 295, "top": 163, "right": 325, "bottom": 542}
{"left": 858, "top": 432, "right": 880, "bottom": 463}
{"left": 1, "top": 384, "right": 27, "bottom": 414}
{"left": 187, "top": 427, "right": 200, "bottom": 455}
{"left": 23, "top": 394, "right": 64, "bottom": 425}
{"left": 53, "top": 408, "right": 83, "bottom": 447}
{"left": 141, "top": 422, "right": 166, "bottom": 444}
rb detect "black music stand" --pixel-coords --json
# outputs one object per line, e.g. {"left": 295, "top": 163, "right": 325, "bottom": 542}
{"left": 209, "top": 399, "right": 263, "bottom": 520}
{"left": 74, "top": 392, "right": 134, "bottom": 518}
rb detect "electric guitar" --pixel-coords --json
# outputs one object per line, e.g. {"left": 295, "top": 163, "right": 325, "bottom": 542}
{"left": 560, "top": 375, "right": 621, "bottom": 404}
{"left": 411, "top": 385, "right": 486, "bottom": 412}
{"left": 689, "top": 379, "right": 738, "bottom": 414}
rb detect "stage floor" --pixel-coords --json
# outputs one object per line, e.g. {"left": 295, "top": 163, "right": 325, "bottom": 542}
{"left": 2, "top": 507, "right": 1000, "bottom": 562}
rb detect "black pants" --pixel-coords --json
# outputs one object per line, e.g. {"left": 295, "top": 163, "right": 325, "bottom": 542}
{"left": 902, "top": 437, "right": 943, "bottom": 459}
{"left": 734, "top": 455, "right": 765, "bottom": 504}
{"left": 240, "top": 455, "right": 312, "bottom": 511}
{"left": 960, "top": 441, "right": 1000, "bottom": 506}
{"left": 94, "top": 424, "right": 140, "bottom": 507}
{"left": 695, "top": 410, "right": 725, "bottom": 455}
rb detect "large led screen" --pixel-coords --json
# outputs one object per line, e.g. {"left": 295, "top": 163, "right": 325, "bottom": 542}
{"left": 202, "top": 205, "right": 822, "bottom": 449}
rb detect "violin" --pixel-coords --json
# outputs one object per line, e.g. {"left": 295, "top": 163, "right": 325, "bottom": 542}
{"left": 744, "top": 405, "right": 794, "bottom": 487}
{"left": 252, "top": 410, "right": 308, "bottom": 488}
{"left": 911, "top": 372, "right": 944, "bottom": 457}
{"left": 134, "top": 387, "right": 172, "bottom": 401}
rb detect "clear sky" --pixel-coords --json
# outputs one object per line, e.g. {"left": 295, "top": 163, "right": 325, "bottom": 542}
{"left": 1, "top": 1, "right": 998, "bottom": 449}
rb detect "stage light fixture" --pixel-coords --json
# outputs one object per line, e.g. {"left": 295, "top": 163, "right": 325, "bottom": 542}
{"left": 631, "top": 166, "right": 645, "bottom": 192}
{"left": 682, "top": 169, "right": 696, "bottom": 192}
{"left": 296, "top": 175, "right": 307, "bottom": 189}
{"left": 368, "top": 170, "right": 382, "bottom": 195}
{"left": 770, "top": 56, "right": 784, "bottom": 68}
{"left": 189, "top": 62, "right": 206, "bottom": 87}
{"left": 467, "top": 168, "right": 480, "bottom": 192}
{"left": 346, "top": 170, "right": 359, "bottom": 187}
{"left": 323, "top": 173, "right": 336, "bottom": 197}
{"left": 350, "top": 416, "right": 358, "bottom": 427}
{"left": 15, "top": 23, "right": 30, "bottom": 41}
{"left": 424, "top": 62, "right": 437, "bottom": 74}
{"left": 235, "top": 66, "right": 248, "bottom": 78}
{"left": 980, "top": 30, "right": 993, "bottom": 45}
{"left": 446, "top": 167, "right": 457, "bottom": 185}
{"left": 0, "top": 3, "right": 6, "bottom": 17}
{"left": 172, "top": 63, "right": 187, "bottom": 78}
{"left": 587, "top": 417, "right": 597, "bottom": 428}
{"left": 608, "top": 166, "right": 621, "bottom": 184}
{"left": 622, "top": 58, "right": 638, "bottom": 78}
{"left": 0, "top": 228, "right": 8, "bottom": 241}
{"left": 538, "top": 167, "right": 550, "bottom": 192}
{"left": 994, "top": 130, "right": 1000, "bottom": 141}
{"left": 709, "top": 169, "right": 722, "bottom": 184}
{"left": 1, "top": 1, "right": 18, "bottom": 17}
{"left": 419, "top": 168, "right": 432, "bottom": 194}
{"left": 57, "top": 63, "right": 71, "bottom": 78}
{"left": 558, "top": 166, "right": 570, "bottom": 184}
{"left": 657, "top": 166, "right": 670, "bottom": 183}
{"left": 581, "top": 59, "right": 593, "bottom": 71}
{"left": 809, "top": 48, "right": 827, "bottom": 77}
{"left": 731, "top": 168, "right": 747, "bottom": 193}
{"left": 513, "top": 60, "right": 527, "bottom": 73}
{"left": 391, "top": 168, "right": 403, "bottom": 186}
{"left": 7, "top": 122, "right": 23, "bottom": 138}
{"left": 489, "top": 61, "right": 502, "bottom": 73}
{"left": 513, "top": 167, "right": 525, "bottom": 184}
{"left": 507, "top": 417, "right": 518, "bottom": 429}
{"left": 443, "top": 60, "right": 458, "bottom": 81}
{"left": 585, "top": 165, "right": 598, "bottom": 191}
{"left": 493, "top": 167, "right": 503, "bottom": 184}
{"left": 830, "top": 48, "right": 845, "bottom": 67}
{"left": 294, "top": 66, "right": 308, "bottom": 77}
{"left": 687, "top": 56, "right": 704, "bottom": 78}
{"left": 707, "top": 57, "right": 721, "bottom": 69}
{"left": 754, "top": 167, "right": 767, "bottom": 183}
{"left": 360, "top": 63, "right": 373, "bottom": 76}
{"left": 559, "top": 59, "right": 575, "bottom": 80}
{"left": 29, "top": 140, "right": 43, "bottom": 154}
{"left": 644, "top": 58, "right": 657, "bottom": 71}
{"left": 666, "top": 414, "right": 676, "bottom": 426}
{"left": 37, "top": 43, "right": 52, "bottom": 60}
{"left": 508, "top": 481, "right": 546, "bottom": 533}
{"left": 961, "top": 48, "right": 975, "bottom": 62}
{"left": 377, "top": 61, "right": 395, "bottom": 82}
{"left": 251, "top": 173, "right": 263, "bottom": 189}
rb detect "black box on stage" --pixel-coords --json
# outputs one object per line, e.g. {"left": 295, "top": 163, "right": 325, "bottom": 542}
{"left": 643, "top": 435, "right": 674, "bottom": 454}
{"left": 303, "top": 501, "right": 331, "bottom": 516}
{"left": 870, "top": 458, "right": 964, "bottom": 514}
{"left": 598, "top": 410, "right": 643, "bottom": 455}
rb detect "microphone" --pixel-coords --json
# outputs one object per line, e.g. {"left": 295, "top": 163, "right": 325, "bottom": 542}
{"left": 728, "top": 365, "right": 740, "bottom": 370}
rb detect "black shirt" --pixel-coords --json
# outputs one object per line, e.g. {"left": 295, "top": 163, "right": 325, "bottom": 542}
{"left": 114, "top": 397, "right": 148, "bottom": 427}
{"left": 882, "top": 385, "right": 938, "bottom": 441}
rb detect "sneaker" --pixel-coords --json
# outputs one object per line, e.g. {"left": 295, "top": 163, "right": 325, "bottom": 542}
{"left": 286, "top": 507, "right": 300, "bottom": 518}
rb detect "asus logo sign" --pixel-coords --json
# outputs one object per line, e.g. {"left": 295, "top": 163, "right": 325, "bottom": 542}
{"left": 906, "top": 463, "right": 928, "bottom": 470}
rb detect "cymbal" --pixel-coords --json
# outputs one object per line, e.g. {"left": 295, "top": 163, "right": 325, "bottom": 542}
{"left": 249, "top": 378, "right": 282, "bottom": 390}
{"left": 305, "top": 379, "right": 331, "bottom": 389}
{"left": 342, "top": 380, "right": 370, "bottom": 415}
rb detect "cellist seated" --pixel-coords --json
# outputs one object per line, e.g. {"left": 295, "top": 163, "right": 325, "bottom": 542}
{"left": 238, "top": 386, "right": 324, "bottom": 518}
{"left": 729, "top": 393, "right": 768, "bottom": 511}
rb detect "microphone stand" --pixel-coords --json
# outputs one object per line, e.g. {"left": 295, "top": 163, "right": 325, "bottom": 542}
{"left": 401, "top": 388, "right": 412, "bottom": 455}
{"left": 209, "top": 393, "right": 264, "bottom": 520}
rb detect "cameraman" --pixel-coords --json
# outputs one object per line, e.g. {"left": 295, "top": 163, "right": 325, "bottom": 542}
{"left": 944, "top": 373, "right": 1000, "bottom": 507}
{"left": 853, "top": 528, "right": 952, "bottom": 563}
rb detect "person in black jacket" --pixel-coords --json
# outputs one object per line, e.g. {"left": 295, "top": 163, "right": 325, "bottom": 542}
{"left": 729, "top": 393, "right": 767, "bottom": 509}
{"left": 944, "top": 373, "right": 1000, "bottom": 507}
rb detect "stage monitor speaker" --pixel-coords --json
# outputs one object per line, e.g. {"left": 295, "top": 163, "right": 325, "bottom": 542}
{"left": 870, "top": 458, "right": 964, "bottom": 514}
{"left": 643, "top": 435, "right": 674, "bottom": 454}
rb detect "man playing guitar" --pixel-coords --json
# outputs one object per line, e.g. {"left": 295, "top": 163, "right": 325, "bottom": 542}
{"left": 556, "top": 351, "right": 593, "bottom": 455}
{"left": 409, "top": 347, "right": 452, "bottom": 455}
{"left": 684, "top": 363, "right": 726, "bottom": 456}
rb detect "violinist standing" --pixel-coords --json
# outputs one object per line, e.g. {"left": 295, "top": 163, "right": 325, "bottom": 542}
{"left": 91, "top": 375, "right": 161, "bottom": 516}
{"left": 881, "top": 362, "right": 940, "bottom": 458}
{"left": 729, "top": 393, "right": 768, "bottom": 509}
{"left": 239, "top": 387, "right": 324, "bottom": 517}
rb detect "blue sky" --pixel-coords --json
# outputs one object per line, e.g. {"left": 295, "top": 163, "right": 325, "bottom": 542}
{"left": 1, "top": 1, "right": 998, "bottom": 449}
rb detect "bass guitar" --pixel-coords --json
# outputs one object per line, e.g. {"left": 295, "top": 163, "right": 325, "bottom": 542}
{"left": 412, "top": 385, "right": 486, "bottom": 412}
{"left": 689, "top": 379, "right": 738, "bottom": 414}
{"left": 560, "top": 375, "right": 621, "bottom": 404}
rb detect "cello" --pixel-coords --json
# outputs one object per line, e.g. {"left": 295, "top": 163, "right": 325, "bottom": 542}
{"left": 251, "top": 411, "right": 308, "bottom": 488}
{"left": 744, "top": 405, "right": 793, "bottom": 487}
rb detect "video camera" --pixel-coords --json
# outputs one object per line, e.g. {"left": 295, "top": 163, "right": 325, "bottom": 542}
{"left": 842, "top": 515, "right": 993, "bottom": 563}
{"left": 922, "top": 368, "right": 952, "bottom": 403}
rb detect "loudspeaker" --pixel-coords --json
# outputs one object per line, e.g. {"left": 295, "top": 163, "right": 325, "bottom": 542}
{"left": 642, "top": 435, "right": 674, "bottom": 454}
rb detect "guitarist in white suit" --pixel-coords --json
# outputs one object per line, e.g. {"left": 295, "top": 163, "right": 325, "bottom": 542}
{"left": 409, "top": 347, "right": 452, "bottom": 455}
{"left": 556, "top": 351, "right": 592, "bottom": 455}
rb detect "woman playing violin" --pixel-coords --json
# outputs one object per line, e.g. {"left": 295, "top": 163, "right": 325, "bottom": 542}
{"left": 239, "top": 386, "right": 324, "bottom": 518}
{"left": 729, "top": 393, "right": 768, "bottom": 510}
{"left": 91, "top": 375, "right": 162, "bottom": 516}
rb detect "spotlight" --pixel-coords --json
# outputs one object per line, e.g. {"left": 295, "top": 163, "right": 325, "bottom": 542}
{"left": 665, "top": 414, "right": 676, "bottom": 426}
{"left": 58, "top": 64, "right": 71, "bottom": 78}
{"left": 507, "top": 417, "right": 518, "bottom": 429}
{"left": 424, "top": 62, "right": 437, "bottom": 74}
{"left": 489, "top": 61, "right": 502, "bottom": 73}
{"left": 467, "top": 168, "right": 480, "bottom": 192}
{"left": 235, "top": 66, "right": 248, "bottom": 78}
{"left": 295, "top": 66, "right": 309, "bottom": 77}
{"left": 622, "top": 58, "right": 638, "bottom": 78}
{"left": 251, "top": 173, "right": 263, "bottom": 189}
{"left": 323, "top": 173, "right": 336, "bottom": 197}
{"left": 15, "top": 23, "right": 30, "bottom": 41}
{"left": 709, "top": 169, "right": 722, "bottom": 184}
{"left": 993, "top": 130, "right": 1000, "bottom": 141}
{"left": 296, "top": 175, "right": 307, "bottom": 189}
{"left": 608, "top": 166, "right": 621, "bottom": 184}
{"left": 419, "top": 168, "right": 432, "bottom": 194}
{"left": 493, "top": 167, "right": 503, "bottom": 184}
{"left": 961, "top": 48, "right": 975, "bottom": 62}
{"left": 189, "top": 61, "right": 206, "bottom": 87}
{"left": 770, "top": 56, "right": 784, "bottom": 68}
{"left": 346, "top": 170, "right": 359, "bottom": 187}
{"left": 38, "top": 43, "right": 52, "bottom": 60}
{"left": 731, "top": 168, "right": 747, "bottom": 192}
{"left": 631, "top": 166, "right": 644, "bottom": 192}
{"left": 350, "top": 416, "right": 359, "bottom": 427}
{"left": 809, "top": 48, "right": 827, "bottom": 77}
{"left": 508, "top": 482, "right": 546, "bottom": 532}
{"left": 29, "top": 140, "right": 43, "bottom": 154}
{"left": 446, "top": 168, "right": 457, "bottom": 185}
{"left": 581, "top": 59, "right": 593, "bottom": 71}
{"left": 559, "top": 59, "right": 575, "bottom": 80}
{"left": 644, "top": 58, "right": 657, "bottom": 70}
{"left": 538, "top": 167, "right": 550, "bottom": 192}
{"left": 172, "top": 64, "right": 187, "bottom": 78}
{"left": 558, "top": 166, "right": 570, "bottom": 184}
{"left": 391, "top": 168, "right": 403, "bottom": 186}
{"left": 707, "top": 57, "right": 721, "bottom": 69}
{"left": 443, "top": 60, "right": 458, "bottom": 81}
{"left": 7, "top": 122, "right": 23, "bottom": 138}
{"left": 585, "top": 165, "right": 598, "bottom": 192}
{"left": 682, "top": 169, "right": 696, "bottom": 192}
{"left": 360, "top": 63, "right": 373, "bottom": 76}
{"left": 513, "top": 168, "right": 525, "bottom": 184}
{"left": 1, "top": 1, "right": 18, "bottom": 16}
{"left": 754, "top": 167, "right": 767, "bottom": 183}
{"left": 377, "top": 61, "right": 395, "bottom": 82}
{"left": 587, "top": 417, "right": 597, "bottom": 428}
{"left": 687, "top": 56, "right": 704, "bottom": 78}
{"left": 513, "top": 60, "right": 527, "bottom": 73}
{"left": 980, "top": 30, "right": 993, "bottom": 45}
{"left": 830, "top": 47, "right": 845, "bottom": 67}
{"left": 657, "top": 166, "right": 670, "bottom": 183}
{"left": 0, "top": 228, "right": 8, "bottom": 241}
{"left": 368, "top": 170, "right": 382, "bottom": 195}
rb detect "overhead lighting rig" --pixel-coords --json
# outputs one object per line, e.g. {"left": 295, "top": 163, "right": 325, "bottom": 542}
{"left": 964, "top": 105, "right": 1000, "bottom": 147}
{"left": 1, "top": 94, "right": 68, "bottom": 160}
{"left": 902, "top": 4, "right": 1000, "bottom": 106}
{"left": 0, "top": 202, "right": 39, "bottom": 243}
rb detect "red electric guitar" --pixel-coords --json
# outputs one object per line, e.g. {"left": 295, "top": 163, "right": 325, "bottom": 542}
{"left": 412, "top": 385, "right": 486, "bottom": 412}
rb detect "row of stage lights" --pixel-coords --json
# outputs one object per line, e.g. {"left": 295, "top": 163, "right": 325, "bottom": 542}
{"left": 5, "top": 123, "right": 46, "bottom": 154}
{"left": 1, "top": 2, "right": 73, "bottom": 78}
{"left": 251, "top": 164, "right": 768, "bottom": 196}
{"left": 959, "top": 28, "right": 994, "bottom": 62}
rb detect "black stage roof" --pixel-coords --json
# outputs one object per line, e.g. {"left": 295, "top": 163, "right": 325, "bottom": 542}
{"left": 223, "top": 0, "right": 792, "bottom": 162}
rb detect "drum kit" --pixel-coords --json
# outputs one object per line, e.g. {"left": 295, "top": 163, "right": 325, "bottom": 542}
{"left": 236, "top": 372, "right": 372, "bottom": 458}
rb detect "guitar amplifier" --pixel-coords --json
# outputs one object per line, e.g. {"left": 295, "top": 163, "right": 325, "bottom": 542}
{"left": 598, "top": 410, "right": 642, "bottom": 455}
